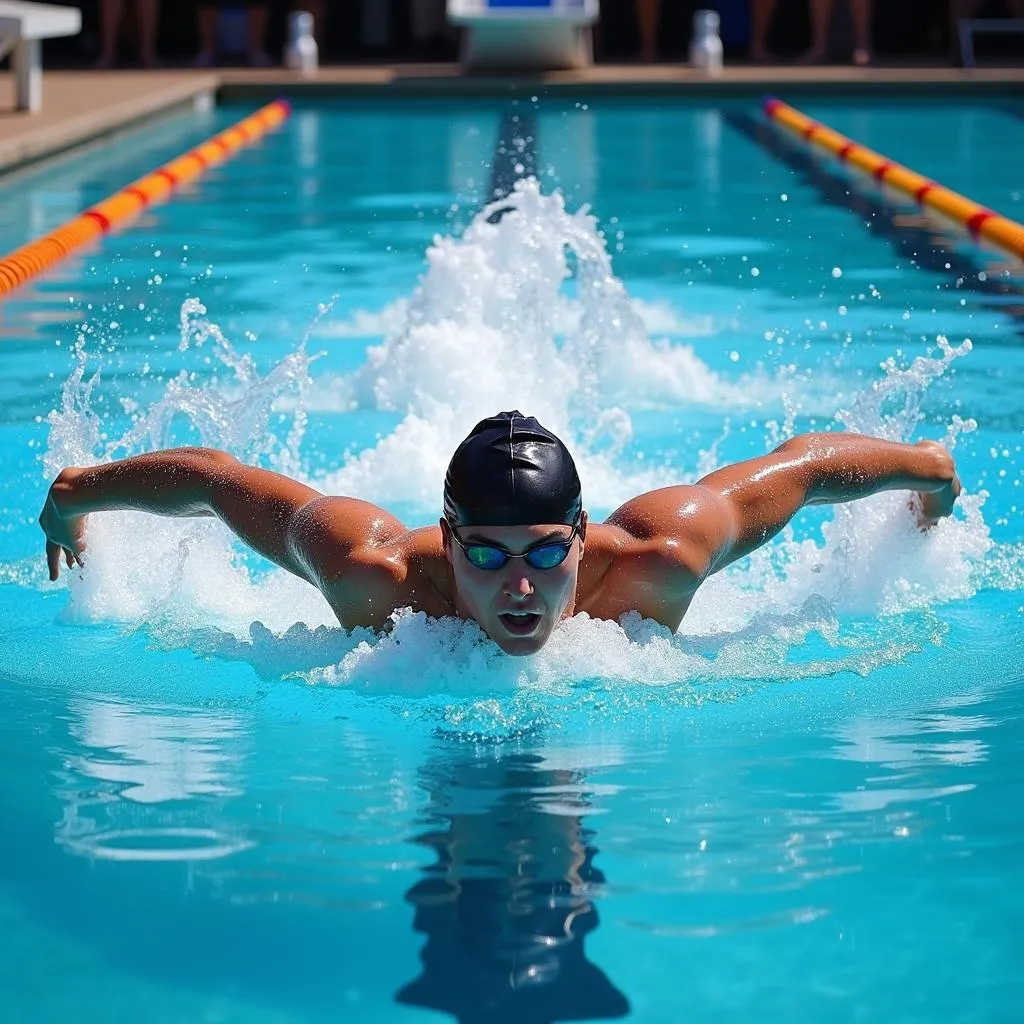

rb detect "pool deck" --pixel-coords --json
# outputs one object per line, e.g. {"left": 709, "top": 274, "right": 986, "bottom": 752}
{"left": 2, "top": 63, "right": 1023, "bottom": 175}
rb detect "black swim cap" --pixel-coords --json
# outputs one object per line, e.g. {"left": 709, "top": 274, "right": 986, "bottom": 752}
{"left": 444, "top": 411, "right": 582, "bottom": 528}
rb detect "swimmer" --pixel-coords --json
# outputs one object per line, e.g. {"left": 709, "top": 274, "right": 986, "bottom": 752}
{"left": 38, "top": 411, "right": 960, "bottom": 656}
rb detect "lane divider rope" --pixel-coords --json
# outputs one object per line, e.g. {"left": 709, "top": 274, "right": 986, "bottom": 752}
{"left": 0, "top": 98, "right": 291, "bottom": 298}
{"left": 763, "top": 96, "right": 1024, "bottom": 263}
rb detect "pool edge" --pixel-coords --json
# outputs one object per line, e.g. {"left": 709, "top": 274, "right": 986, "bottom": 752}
{"left": 0, "top": 73, "right": 219, "bottom": 178}
{"left": 2, "top": 64, "right": 1023, "bottom": 179}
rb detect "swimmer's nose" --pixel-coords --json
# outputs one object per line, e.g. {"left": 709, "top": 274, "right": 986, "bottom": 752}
{"left": 504, "top": 575, "right": 535, "bottom": 599}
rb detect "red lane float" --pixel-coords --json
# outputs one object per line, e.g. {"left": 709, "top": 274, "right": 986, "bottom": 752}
{"left": 763, "top": 96, "right": 1024, "bottom": 263}
{"left": 0, "top": 99, "right": 291, "bottom": 298}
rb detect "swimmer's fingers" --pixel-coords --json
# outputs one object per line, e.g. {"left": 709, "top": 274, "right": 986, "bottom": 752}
{"left": 47, "top": 541, "right": 84, "bottom": 580}
{"left": 915, "top": 475, "right": 960, "bottom": 529}
{"left": 67, "top": 537, "right": 86, "bottom": 568}
{"left": 47, "top": 540, "right": 62, "bottom": 581}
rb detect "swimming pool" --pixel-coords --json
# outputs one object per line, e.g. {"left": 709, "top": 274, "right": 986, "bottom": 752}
{"left": 0, "top": 94, "right": 1022, "bottom": 1022}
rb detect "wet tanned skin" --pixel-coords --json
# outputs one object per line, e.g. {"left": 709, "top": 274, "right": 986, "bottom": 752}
{"left": 39, "top": 434, "right": 960, "bottom": 656}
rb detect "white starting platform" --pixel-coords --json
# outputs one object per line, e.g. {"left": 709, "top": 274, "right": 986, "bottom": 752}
{"left": 0, "top": 1, "right": 81, "bottom": 112}
{"left": 447, "top": 0, "right": 599, "bottom": 72}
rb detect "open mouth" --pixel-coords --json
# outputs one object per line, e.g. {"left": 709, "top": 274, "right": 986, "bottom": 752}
{"left": 498, "top": 611, "right": 543, "bottom": 636}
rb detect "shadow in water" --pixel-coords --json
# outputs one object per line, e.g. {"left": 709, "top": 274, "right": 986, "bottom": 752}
{"left": 726, "top": 110, "right": 1024, "bottom": 337}
{"left": 396, "top": 749, "right": 629, "bottom": 1024}
{"left": 487, "top": 109, "right": 538, "bottom": 222}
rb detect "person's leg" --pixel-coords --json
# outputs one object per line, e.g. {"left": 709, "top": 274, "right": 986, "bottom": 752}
{"left": 949, "top": 0, "right": 979, "bottom": 63}
{"left": 137, "top": 0, "right": 160, "bottom": 66}
{"left": 247, "top": 3, "right": 272, "bottom": 66}
{"left": 801, "top": 0, "right": 833, "bottom": 64}
{"left": 96, "top": 0, "right": 125, "bottom": 68}
{"left": 194, "top": 3, "right": 217, "bottom": 66}
{"left": 851, "top": 0, "right": 872, "bottom": 65}
{"left": 750, "top": 0, "right": 779, "bottom": 63}
{"left": 410, "top": 0, "right": 433, "bottom": 50}
{"left": 636, "top": 0, "right": 660, "bottom": 62}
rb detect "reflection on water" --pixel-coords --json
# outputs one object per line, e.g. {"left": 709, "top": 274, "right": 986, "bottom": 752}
{"left": 397, "top": 748, "right": 629, "bottom": 1023}
{"left": 53, "top": 697, "right": 251, "bottom": 863}
{"left": 829, "top": 697, "right": 991, "bottom": 814}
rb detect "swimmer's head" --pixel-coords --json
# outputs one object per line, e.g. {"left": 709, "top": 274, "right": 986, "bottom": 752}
{"left": 440, "top": 411, "right": 587, "bottom": 656}
{"left": 443, "top": 411, "right": 582, "bottom": 528}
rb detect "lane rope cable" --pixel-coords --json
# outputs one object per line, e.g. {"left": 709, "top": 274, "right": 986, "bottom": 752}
{"left": 0, "top": 98, "right": 291, "bottom": 298}
{"left": 763, "top": 96, "right": 1024, "bottom": 264}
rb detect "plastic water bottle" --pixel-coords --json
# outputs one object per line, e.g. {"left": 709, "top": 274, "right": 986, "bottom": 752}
{"left": 690, "top": 10, "right": 724, "bottom": 76}
{"left": 285, "top": 11, "right": 318, "bottom": 76}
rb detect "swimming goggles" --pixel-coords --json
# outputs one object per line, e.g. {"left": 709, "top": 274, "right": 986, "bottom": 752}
{"left": 447, "top": 518, "right": 582, "bottom": 571}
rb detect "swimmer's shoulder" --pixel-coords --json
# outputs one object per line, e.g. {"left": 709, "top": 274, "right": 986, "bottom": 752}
{"left": 578, "top": 489, "right": 725, "bottom": 627}
{"left": 290, "top": 500, "right": 451, "bottom": 626}
{"left": 397, "top": 525, "right": 453, "bottom": 611}
{"left": 586, "top": 484, "right": 722, "bottom": 572}
{"left": 580, "top": 519, "right": 707, "bottom": 592}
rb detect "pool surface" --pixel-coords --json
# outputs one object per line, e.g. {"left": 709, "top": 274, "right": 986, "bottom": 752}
{"left": 0, "top": 95, "right": 1022, "bottom": 1022}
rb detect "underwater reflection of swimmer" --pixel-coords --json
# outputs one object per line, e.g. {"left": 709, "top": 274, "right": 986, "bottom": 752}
{"left": 396, "top": 751, "right": 629, "bottom": 1023}
{"left": 53, "top": 697, "right": 250, "bottom": 862}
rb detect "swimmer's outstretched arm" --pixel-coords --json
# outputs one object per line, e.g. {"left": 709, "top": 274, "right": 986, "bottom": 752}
{"left": 38, "top": 449, "right": 407, "bottom": 611}
{"left": 690, "top": 433, "right": 960, "bottom": 573}
{"left": 606, "top": 433, "right": 959, "bottom": 607}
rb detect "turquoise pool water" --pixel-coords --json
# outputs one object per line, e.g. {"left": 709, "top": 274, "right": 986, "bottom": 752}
{"left": 0, "top": 96, "right": 1022, "bottom": 1022}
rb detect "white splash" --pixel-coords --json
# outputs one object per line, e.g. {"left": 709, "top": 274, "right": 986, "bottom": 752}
{"left": 319, "top": 180, "right": 817, "bottom": 511}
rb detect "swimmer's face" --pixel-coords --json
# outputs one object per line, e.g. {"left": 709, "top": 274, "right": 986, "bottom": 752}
{"left": 442, "top": 514, "right": 587, "bottom": 656}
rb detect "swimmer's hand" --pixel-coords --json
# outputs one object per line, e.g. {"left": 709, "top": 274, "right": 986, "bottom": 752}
{"left": 39, "top": 468, "right": 87, "bottom": 580}
{"left": 912, "top": 440, "right": 961, "bottom": 529}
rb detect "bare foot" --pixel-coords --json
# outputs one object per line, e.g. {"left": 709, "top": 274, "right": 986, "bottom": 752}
{"left": 248, "top": 48, "right": 274, "bottom": 68}
{"left": 853, "top": 47, "right": 872, "bottom": 67}
{"left": 798, "top": 44, "right": 827, "bottom": 65}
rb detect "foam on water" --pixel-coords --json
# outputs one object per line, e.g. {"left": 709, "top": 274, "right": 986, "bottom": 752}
{"left": 36, "top": 180, "right": 1003, "bottom": 717}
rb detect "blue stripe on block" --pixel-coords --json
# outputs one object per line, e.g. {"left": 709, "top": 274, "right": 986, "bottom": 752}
{"left": 488, "top": 0, "right": 554, "bottom": 8}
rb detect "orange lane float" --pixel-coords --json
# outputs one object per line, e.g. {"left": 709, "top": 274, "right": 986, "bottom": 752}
{"left": 763, "top": 96, "right": 1024, "bottom": 263}
{"left": 0, "top": 99, "right": 291, "bottom": 298}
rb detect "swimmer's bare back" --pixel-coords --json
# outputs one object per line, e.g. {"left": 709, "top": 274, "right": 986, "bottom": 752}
{"left": 39, "top": 434, "right": 959, "bottom": 633}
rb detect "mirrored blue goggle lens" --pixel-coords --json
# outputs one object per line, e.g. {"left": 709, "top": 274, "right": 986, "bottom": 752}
{"left": 524, "top": 542, "right": 572, "bottom": 569}
{"left": 465, "top": 545, "right": 511, "bottom": 570}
